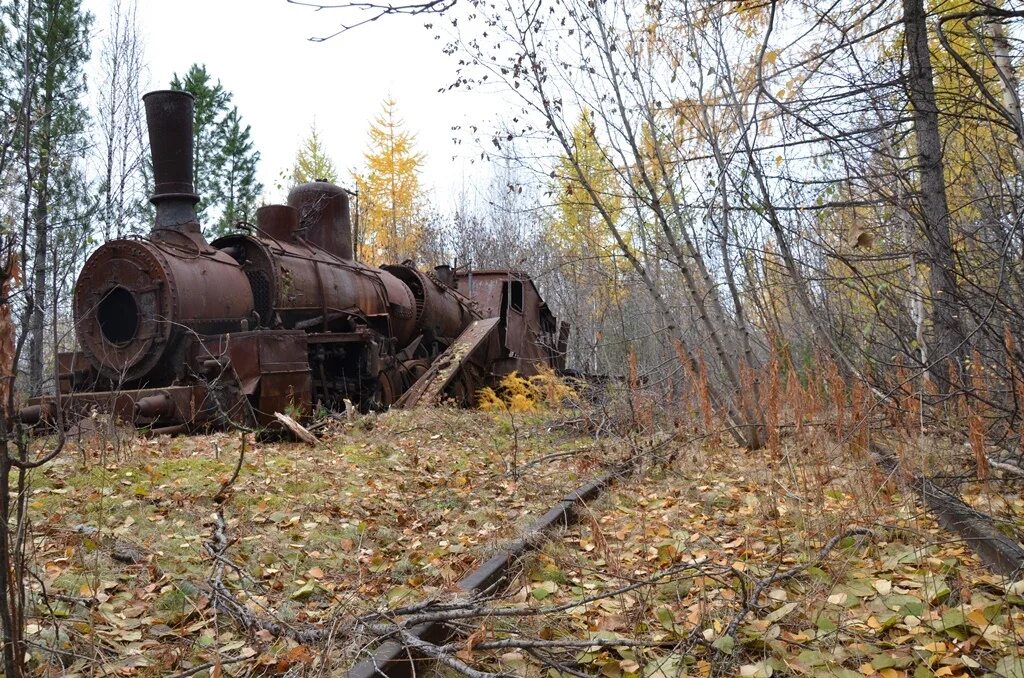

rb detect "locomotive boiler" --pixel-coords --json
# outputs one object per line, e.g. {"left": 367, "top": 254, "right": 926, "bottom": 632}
{"left": 20, "top": 90, "right": 569, "bottom": 432}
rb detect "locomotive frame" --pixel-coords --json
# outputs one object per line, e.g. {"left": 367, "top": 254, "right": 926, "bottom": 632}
{"left": 19, "top": 90, "right": 569, "bottom": 433}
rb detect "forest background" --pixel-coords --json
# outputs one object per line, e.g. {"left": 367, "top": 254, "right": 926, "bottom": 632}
{"left": 2, "top": 0, "right": 1024, "bottom": 457}
{"left": 1, "top": 0, "right": 1024, "bottom": 674}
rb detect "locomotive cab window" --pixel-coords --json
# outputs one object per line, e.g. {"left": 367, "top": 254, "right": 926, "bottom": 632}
{"left": 509, "top": 280, "right": 524, "bottom": 313}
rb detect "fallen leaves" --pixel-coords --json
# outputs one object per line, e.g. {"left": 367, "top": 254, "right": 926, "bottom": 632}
{"left": 447, "top": 434, "right": 1024, "bottom": 678}
{"left": 25, "top": 407, "right": 624, "bottom": 674}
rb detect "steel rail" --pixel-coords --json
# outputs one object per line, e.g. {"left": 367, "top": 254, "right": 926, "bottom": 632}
{"left": 348, "top": 459, "right": 638, "bottom": 678}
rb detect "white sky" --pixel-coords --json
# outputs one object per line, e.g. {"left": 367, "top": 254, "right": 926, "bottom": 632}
{"left": 81, "top": 0, "right": 499, "bottom": 208}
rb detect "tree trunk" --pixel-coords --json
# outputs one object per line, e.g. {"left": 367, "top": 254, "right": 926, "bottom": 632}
{"left": 28, "top": 68, "right": 54, "bottom": 395}
{"left": 902, "top": 0, "right": 966, "bottom": 390}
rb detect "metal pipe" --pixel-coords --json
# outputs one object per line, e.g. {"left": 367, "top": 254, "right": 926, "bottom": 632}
{"left": 17, "top": 403, "right": 54, "bottom": 426}
{"left": 148, "top": 423, "right": 187, "bottom": 437}
{"left": 134, "top": 393, "right": 173, "bottom": 419}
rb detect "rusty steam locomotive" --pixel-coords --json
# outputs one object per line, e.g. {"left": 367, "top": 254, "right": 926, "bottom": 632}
{"left": 21, "top": 90, "right": 569, "bottom": 433}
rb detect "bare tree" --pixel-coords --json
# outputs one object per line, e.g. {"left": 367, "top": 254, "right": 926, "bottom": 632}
{"left": 95, "top": 0, "right": 147, "bottom": 241}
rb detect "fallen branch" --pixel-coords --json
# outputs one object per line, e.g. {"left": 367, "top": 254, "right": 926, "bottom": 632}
{"left": 369, "top": 625, "right": 507, "bottom": 678}
{"left": 274, "top": 411, "right": 318, "bottom": 445}
{"left": 205, "top": 510, "right": 338, "bottom": 644}
{"left": 988, "top": 456, "right": 1024, "bottom": 479}
{"left": 165, "top": 654, "right": 249, "bottom": 678}
{"left": 723, "top": 527, "right": 876, "bottom": 639}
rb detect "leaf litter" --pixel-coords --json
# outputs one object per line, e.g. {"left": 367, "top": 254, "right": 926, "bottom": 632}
{"left": 25, "top": 407, "right": 621, "bottom": 675}
{"left": 21, "top": 409, "right": 1024, "bottom": 677}
{"left": 447, "top": 433, "right": 1024, "bottom": 678}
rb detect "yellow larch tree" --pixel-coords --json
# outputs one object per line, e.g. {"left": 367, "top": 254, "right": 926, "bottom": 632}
{"left": 548, "top": 109, "right": 624, "bottom": 268}
{"left": 353, "top": 98, "right": 426, "bottom": 265}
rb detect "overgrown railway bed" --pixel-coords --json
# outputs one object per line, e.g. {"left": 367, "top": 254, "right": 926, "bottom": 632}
{"left": 348, "top": 434, "right": 1024, "bottom": 678}
{"left": 26, "top": 407, "right": 622, "bottom": 675}
{"left": 24, "top": 410, "right": 1024, "bottom": 677}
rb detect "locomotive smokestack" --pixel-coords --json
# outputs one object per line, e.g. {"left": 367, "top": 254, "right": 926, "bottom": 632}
{"left": 143, "top": 90, "right": 201, "bottom": 234}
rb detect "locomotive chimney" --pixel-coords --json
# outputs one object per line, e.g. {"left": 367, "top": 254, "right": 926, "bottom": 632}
{"left": 143, "top": 90, "right": 202, "bottom": 237}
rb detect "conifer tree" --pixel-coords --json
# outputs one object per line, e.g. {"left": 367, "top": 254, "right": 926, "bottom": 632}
{"left": 291, "top": 122, "right": 337, "bottom": 184}
{"left": 354, "top": 98, "right": 425, "bottom": 264}
{"left": 217, "top": 106, "right": 261, "bottom": 234}
{"left": 3, "top": 0, "right": 94, "bottom": 393}
{"left": 170, "top": 64, "right": 261, "bottom": 234}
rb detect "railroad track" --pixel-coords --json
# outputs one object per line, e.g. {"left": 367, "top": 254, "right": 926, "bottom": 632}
{"left": 349, "top": 456, "right": 641, "bottom": 678}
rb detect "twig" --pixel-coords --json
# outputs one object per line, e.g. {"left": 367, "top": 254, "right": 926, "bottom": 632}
{"left": 988, "top": 456, "right": 1024, "bottom": 478}
{"left": 205, "top": 511, "right": 337, "bottom": 644}
{"left": 723, "top": 527, "right": 875, "bottom": 639}
{"left": 386, "top": 561, "right": 724, "bottom": 627}
{"left": 510, "top": 447, "right": 594, "bottom": 476}
{"left": 165, "top": 654, "right": 249, "bottom": 678}
{"left": 215, "top": 431, "right": 246, "bottom": 503}
{"left": 381, "top": 625, "right": 508, "bottom": 678}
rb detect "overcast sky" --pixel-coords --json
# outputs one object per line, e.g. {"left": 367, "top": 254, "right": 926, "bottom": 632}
{"left": 81, "top": 0, "right": 500, "bottom": 207}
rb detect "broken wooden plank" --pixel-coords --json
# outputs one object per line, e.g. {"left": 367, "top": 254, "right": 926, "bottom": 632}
{"left": 396, "top": 317, "right": 500, "bottom": 408}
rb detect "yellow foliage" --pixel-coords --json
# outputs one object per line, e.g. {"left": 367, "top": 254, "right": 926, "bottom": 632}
{"left": 353, "top": 98, "right": 425, "bottom": 265}
{"left": 477, "top": 368, "right": 577, "bottom": 413}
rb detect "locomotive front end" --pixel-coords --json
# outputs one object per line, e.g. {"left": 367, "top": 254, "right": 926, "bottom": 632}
{"left": 73, "top": 91, "right": 255, "bottom": 384}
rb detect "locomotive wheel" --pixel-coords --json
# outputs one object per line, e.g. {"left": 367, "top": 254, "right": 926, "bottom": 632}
{"left": 401, "top": 358, "right": 430, "bottom": 389}
{"left": 374, "top": 372, "right": 393, "bottom": 409}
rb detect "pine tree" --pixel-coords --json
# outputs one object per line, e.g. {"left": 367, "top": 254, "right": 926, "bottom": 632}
{"left": 170, "top": 64, "right": 229, "bottom": 223}
{"left": 3, "top": 0, "right": 94, "bottom": 394}
{"left": 216, "top": 107, "right": 261, "bottom": 235}
{"left": 170, "top": 64, "right": 260, "bottom": 234}
{"left": 354, "top": 98, "right": 425, "bottom": 264}
{"left": 291, "top": 122, "right": 337, "bottom": 184}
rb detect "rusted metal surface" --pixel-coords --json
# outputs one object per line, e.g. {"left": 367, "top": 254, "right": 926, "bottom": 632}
{"left": 382, "top": 265, "right": 479, "bottom": 341}
{"left": 143, "top": 90, "right": 201, "bottom": 237}
{"left": 74, "top": 239, "right": 254, "bottom": 382}
{"left": 870, "top": 443, "right": 1024, "bottom": 576}
{"left": 25, "top": 385, "right": 212, "bottom": 429}
{"left": 396, "top": 317, "right": 500, "bottom": 408}
{"left": 288, "top": 181, "right": 354, "bottom": 260}
{"left": 196, "top": 331, "right": 311, "bottom": 426}
{"left": 453, "top": 270, "right": 567, "bottom": 377}
{"left": 212, "top": 232, "right": 418, "bottom": 346}
{"left": 39, "top": 89, "right": 568, "bottom": 432}
{"left": 254, "top": 204, "right": 299, "bottom": 241}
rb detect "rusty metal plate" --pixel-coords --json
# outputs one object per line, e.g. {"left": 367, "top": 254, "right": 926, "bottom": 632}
{"left": 25, "top": 385, "right": 210, "bottom": 428}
